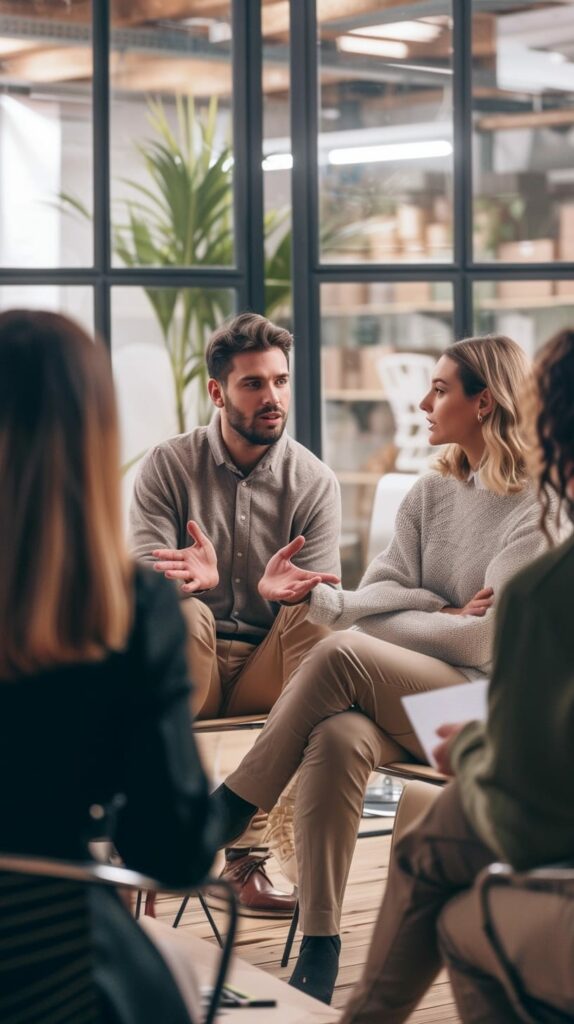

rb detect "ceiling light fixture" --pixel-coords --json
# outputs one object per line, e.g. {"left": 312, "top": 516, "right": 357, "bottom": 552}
{"left": 350, "top": 20, "right": 441, "bottom": 44}
{"left": 262, "top": 152, "right": 293, "bottom": 171}
{"left": 328, "top": 139, "right": 453, "bottom": 166}
{"left": 337, "top": 35, "right": 408, "bottom": 59}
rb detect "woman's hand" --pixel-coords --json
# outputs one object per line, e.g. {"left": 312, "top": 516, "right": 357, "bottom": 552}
{"left": 153, "top": 520, "right": 219, "bottom": 594}
{"left": 440, "top": 586, "right": 494, "bottom": 617}
{"left": 432, "top": 722, "right": 467, "bottom": 775}
{"left": 258, "top": 535, "right": 340, "bottom": 604}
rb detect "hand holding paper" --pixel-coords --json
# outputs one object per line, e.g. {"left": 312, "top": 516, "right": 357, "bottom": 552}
{"left": 401, "top": 679, "right": 488, "bottom": 769}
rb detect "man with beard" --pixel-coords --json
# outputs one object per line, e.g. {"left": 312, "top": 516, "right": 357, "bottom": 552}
{"left": 129, "top": 312, "right": 341, "bottom": 915}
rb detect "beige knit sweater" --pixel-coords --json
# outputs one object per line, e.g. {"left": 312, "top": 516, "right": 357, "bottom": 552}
{"left": 308, "top": 471, "right": 557, "bottom": 677}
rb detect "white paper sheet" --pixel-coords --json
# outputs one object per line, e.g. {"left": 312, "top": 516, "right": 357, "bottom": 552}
{"left": 401, "top": 679, "right": 489, "bottom": 768}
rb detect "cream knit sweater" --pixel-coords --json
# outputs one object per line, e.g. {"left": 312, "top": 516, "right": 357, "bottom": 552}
{"left": 308, "top": 471, "right": 557, "bottom": 678}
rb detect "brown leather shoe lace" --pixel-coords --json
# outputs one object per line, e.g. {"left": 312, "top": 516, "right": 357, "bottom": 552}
{"left": 226, "top": 852, "right": 273, "bottom": 884}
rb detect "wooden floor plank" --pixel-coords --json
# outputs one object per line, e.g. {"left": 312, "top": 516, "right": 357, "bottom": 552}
{"left": 155, "top": 729, "right": 460, "bottom": 1021}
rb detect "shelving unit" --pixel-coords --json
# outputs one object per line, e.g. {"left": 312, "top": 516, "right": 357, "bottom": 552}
{"left": 322, "top": 293, "right": 574, "bottom": 320}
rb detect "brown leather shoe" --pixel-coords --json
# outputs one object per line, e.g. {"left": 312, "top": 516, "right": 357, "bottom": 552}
{"left": 208, "top": 852, "right": 297, "bottom": 918}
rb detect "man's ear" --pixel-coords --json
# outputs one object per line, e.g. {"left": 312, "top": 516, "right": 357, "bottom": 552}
{"left": 208, "top": 378, "right": 225, "bottom": 408}
{"left": 479, "top": 387, "right": 494, "bottom": 418}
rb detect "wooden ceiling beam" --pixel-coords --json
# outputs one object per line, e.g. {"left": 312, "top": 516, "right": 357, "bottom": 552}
{"left": 0, "top": 43, "right": 289, "bottom": 96}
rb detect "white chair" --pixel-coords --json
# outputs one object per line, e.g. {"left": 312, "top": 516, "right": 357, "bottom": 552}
{"left": 367, "top": 471, "right": 419, "bottom": 562}
{"left": 376, "top": 352, "right": 435, "bottom": 473}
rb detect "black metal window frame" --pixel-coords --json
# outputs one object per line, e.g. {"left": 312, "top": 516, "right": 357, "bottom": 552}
{"left": 0, "top": 0, "right": 264, "bottom": 341}
{"left": 289, "top": 0, "right": 574, "bottom": 455}
{"left": 1, "top": 0, "right": 574, "bottom": 459}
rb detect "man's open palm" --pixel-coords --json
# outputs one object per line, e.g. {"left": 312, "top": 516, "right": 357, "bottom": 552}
{"left": 258, "top": 536, "right": 340, "bottom": 603}
{"left": 153, "top": 520, "right": 219, "bottom": 594}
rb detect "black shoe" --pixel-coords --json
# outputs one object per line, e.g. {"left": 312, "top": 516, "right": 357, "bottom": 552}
{"left": 289, "top": 935, "right": 341, "bottom": 1005}
{"left": 212, "top": 784, "right": 258, "bottom": 847}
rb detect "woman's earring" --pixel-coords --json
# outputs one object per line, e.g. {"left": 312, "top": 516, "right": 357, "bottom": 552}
{"left": 477, "top": 413, "right": 483, "bottom": 423}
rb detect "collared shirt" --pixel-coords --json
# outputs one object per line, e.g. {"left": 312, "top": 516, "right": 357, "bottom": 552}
{"left": 129, "top": 415, "right": 341, "bottom": 640}
{"left": 467, "top": 469, "right": 486, "bottom": 490}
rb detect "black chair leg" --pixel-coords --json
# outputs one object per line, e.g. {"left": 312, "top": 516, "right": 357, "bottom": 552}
{"left": 173, "top": 893, "right": 224, "bottom": 949}
{"left": 281, "top": 899, "right": 299, "bottom": 968}
{"left": 198, "top": 893, "right": 224, "bottom": 948}
{"left": 134, "top": 889, "right": 143, "bottom": 920}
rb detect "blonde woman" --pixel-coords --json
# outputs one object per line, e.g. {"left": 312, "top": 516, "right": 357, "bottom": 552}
{"left": 214, "top": 335, "right": 562, "bottom": 1004}
{"left": 0, "top": 311, "right": 218, "bottom": 1024}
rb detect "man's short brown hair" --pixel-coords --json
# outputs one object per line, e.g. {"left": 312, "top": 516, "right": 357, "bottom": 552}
{"left": 206, "top": 312, "right": 292, "bottom": 382}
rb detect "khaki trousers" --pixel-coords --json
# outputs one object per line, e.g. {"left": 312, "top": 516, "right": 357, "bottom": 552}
{"left": 438, "top": 880, "right": 574, "bottom": 1023}
{"left": 337, "top": 782, "right": 494, "bottom": 1024}
{"left": 181, "top": 599, "right": 331, "bottom": 850}
{"left": 226, "top": 630, "right": 467, "bottom": 933}
{"left": 180, "top": 598, "right": 330, "bottom": 719}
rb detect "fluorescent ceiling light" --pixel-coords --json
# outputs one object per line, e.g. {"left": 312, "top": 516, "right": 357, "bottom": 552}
{"left": 337, "top": 35, "right": 408, "bottom": 59}
{"left": 350, "top": 20, "right": 441, "bottom": 44}
{"left": 0, "top": 38, "right": 36, "bottom": 56}
{"left": 328, "top": 139, "right": 452, "bottom": 166}
{"left": 262, "top": 153, "right": 293, "bottom": 171}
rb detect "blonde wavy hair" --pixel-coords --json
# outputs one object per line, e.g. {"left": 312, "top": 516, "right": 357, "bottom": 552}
{"left": 433, "top": 334, "right": 531, "bottom": 494}
{"left": 0, "top": 310, "right": 132, "bottom": 679}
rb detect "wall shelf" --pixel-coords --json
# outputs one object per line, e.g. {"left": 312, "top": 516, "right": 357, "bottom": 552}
{"left": 322, "top": 293, "right": 574, "bottom": 320}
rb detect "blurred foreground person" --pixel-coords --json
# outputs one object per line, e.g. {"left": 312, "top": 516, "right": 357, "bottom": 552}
{"left": 340, "top": 328, "right": 574, "bottom": 1024}
{"left": 0, "top": 310, "right": 219, "bottom": 1023}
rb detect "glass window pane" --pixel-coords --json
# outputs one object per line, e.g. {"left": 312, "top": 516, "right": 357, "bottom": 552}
{"left": 318, "top": 1, "right": 453, "bottom": 264}
{"left": 472, "top": 1, "right": 574, "bottom": 262}
{"left": 0, "top": 286, "right": 93, "bottom": 331}
{"left": 0, "top": 3, "right": 93, "bottom": 267}
{"left": 110, "top": 3, "right": 234, "bottom": 269}
{"left": 474, "top": 280, "right": 574, "bottom": 356}
{"left": 321, "top": 281, "right": 453, "bottom": 584}
{"left": 111, "top": 285, "right": 235, "bottom": 507}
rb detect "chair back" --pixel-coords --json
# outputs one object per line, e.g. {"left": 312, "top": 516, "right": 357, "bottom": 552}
{"left": 367, "top": 472, "right": 418, "bottom": 563}
{"left": 0, "top": 867, "right": 98, "bottom": 1024}
{"left": 376, "top": 352, "right": 434, "bottom": 472}
{"left": 0, "top": 854, "right": 236, "bottom": 1024}
{"left": 479, "top": 863, "right": 574, "bottom": 1024}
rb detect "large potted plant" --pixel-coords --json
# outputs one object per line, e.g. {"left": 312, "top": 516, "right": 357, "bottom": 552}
{"left": 61, "top": 94, "right": 291, "bottom": 430}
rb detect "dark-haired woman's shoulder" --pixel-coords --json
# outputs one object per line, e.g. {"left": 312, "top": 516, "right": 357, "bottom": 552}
{"left": 504, "top": 528, "right": 574, "bottom": 605}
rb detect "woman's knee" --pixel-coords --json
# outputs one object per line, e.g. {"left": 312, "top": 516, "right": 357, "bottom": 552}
{"left": 306, "top": 710, "right": 383, "bottom": 778}
{"left": 304, "top": 629, "right": 381, "bottom": 681}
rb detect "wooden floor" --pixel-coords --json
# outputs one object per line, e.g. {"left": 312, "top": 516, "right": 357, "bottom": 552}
{"left": 156, "top": 729, "right": 461, "bottom": 1022}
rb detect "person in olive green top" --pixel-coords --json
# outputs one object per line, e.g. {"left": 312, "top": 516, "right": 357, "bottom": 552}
{"left": 339, "top": 328, "right": 574, "bottom": 1024}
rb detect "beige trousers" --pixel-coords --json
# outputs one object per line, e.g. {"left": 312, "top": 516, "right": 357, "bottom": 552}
{"left": 438, "top": 879, "right": 574, "bottom": 1023}
{"left": 340, "top": 782, "right": 495, "bottom": 1024}
{"left": 226, "top": 630, "right": 466, "bottom": 933}
{"left": 180, "top": 598, "right": 330, "bottom": 719}
{"left": 181, "top": 598, "right": 331, "bottom": 850}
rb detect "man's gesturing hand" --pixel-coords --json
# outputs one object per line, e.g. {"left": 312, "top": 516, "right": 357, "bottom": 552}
{"left": 258, "top": 535, "right": 340, "bottom": 604}
{"left": 440, "top": 586, "right": 494, "bottom": 617}
{"left": 153, "top": 520, "right": 219, "bottom": 594}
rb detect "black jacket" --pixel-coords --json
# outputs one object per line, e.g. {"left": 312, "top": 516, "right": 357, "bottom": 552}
{"left": 0, "top": 567, "right": 219, "bottom": 1022}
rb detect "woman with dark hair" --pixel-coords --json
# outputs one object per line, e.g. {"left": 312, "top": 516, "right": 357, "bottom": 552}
{"left": 212, "top": 333, "right": 565, "bottom": 1003}
{"left": 337, "top": 328, "right": 574, "bottom": 1023}
{"left": 0, "top": 310, "right": 218, "bottom": 1023}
